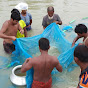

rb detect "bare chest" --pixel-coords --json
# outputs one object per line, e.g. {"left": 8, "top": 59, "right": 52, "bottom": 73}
{"left": 5, "top": 25, "right": 18, "bottom": 36}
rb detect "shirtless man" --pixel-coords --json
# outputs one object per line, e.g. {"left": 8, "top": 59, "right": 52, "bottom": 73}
{"left": 84, "top": 37, "right": 88, "bottom": 47}
{"left": 72, "top": 24, "right": 88, "bottom": 47}
{"left": 21, "top": 38, "right": 62, "bottom": 88}
{"left": 0, "top": 9, "right": 24, "bottom": 53}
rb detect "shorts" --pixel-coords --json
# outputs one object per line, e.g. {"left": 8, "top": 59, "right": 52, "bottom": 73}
{"left": 3, "top": 42, "right": 15, "bottom": 53}
{"left": 32, "top": 77, "right": 52, "bottom": 88}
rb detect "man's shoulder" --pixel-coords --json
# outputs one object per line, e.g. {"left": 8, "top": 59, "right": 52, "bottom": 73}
{"left": 27, "top": 12, "right": 32, "bottom": 16}
{"left": 43, "top": 15, "right": 48, "bottom": 19}
{"left": 49, "top": 55, "right": 55, "bottom": 57}
{"left": 54, "top": 14, "right": 59, "bottom": 17}
{"left": 48, "top": 55, "right": 58, "bottom": 65}
{"left": 49, "top": 55, "right": 57, "bottom": 60}
{"left": 3, "top": 20, "right": 9, "bottom": 26}
{"left": 4, "top": 20, "right": 9, "bottom": 23}
{"left": 32, "top": 57, "right": 39, "bottom": 61}
{"left": 31, "top": 56, "right": 41, "bottom": 65}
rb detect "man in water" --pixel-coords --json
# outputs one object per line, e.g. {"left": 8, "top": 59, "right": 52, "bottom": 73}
{"left": 0, "top": 9, "right": 24, "bottom": 53}
{"left": 84, "top": 37, "right": 88, "bottom": 47}
{"left": 42, "top": 6, "right": 62, "bottom": 29}
{"left": 72, "top": 24, "right": 88, "bottom": 47}
{"left": 21, "top": 38, "right": 62, "bottom": 88}
{"left": 74, "top": 45, "right": 88, "bottom": 88}
{"left": 11, "top": 8, "right": 27, "bottom": 38}
{"left": 18, "top": 2, "right": 32, "bottom": 31}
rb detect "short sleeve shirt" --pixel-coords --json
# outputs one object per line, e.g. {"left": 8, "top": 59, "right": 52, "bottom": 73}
{"left": 42, "top": 14, "right": 61, "bottom": 27}
{"left": 20, "top": 12, "right": 32, "bottom": 25}
{"left": 79, "top": 67, "right": 88, "bottom": 88}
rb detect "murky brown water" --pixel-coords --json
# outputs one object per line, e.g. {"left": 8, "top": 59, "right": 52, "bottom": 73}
{"left": 14, "top": 68, "right": 26, "bottom": 76}
{"left": 0, "top": 0, "right": 88, "bottom": 88}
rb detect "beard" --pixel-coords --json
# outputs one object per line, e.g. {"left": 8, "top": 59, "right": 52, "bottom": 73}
{"left": 48, "top": 15, "right": 54, "bottom": 20}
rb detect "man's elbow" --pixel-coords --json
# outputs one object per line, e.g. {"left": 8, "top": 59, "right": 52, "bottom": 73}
{"left": 59, "top": 68, "right": 62, "bottom": 72}
{"left": 59, "top": 66, "right": 63, "bottom": 72}
{"left": 56, "top": 66, "right": 63, "bottom": 72}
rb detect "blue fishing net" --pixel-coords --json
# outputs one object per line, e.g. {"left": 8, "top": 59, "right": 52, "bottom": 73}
{"left": 12, "top": 23, "right": 78, "bottom": 88}
{"left": 0, "top": 56, "right": 9, "bottom": 69}
{"left": 0, "top": 18, "right": 88, "bottom": 88}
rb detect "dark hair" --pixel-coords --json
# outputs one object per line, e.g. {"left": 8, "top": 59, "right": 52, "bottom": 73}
{"left": 47, "top": 6, "right": 54, "bottom": 12}
{"left": 39, "top": 38, "right": 49, "bottom": 50}
{"left": 75, "top": 24, "right": 87, "bottom": 34}
{"left": 74, "top": 45, "right": 88, "bottom": 62}
{"left": 11, "top": 8, "right": 20, "bottom": 15}
{"left": 11, "top": 8, "right": 21, "bottom": 21}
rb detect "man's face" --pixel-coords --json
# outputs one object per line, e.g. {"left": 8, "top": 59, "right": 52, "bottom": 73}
{"left": 12, "top": 20, "right": 18, "bottom": 25}
{"left": 74, "top": 56, "right": 80, "bottom": 65}
{"left": 77, "top": 33, "right": 83, "bottom": 37}
{"left": 22, "top": 10, "right": 27, "bottom": 14}
{"left": 74, "top": 57, "right": 77, "bottom": 63}
{"left": 48, "top": 11, "right": 54, "bottom": 17}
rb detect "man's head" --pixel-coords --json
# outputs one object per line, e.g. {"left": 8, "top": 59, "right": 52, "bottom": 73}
{"left": 75, "top": 24, "right": 87, "bottom": 36}
{"left": 47, "top": 6, "right": 54, "bottom": 17}
{"left": 11, "top": 8, "right": 20, "bottom": 15}
{"left": 20, "top": 2, "right": 28, "bottom": 14}
{"left": 15, "top": 2, "right": 28, "bottom": 14}
{"left": 11, "top": 9, "right": 21, "bottom": 25}
{"left": 74, "top": 45, "right": 88, "bottom": 65}
{"left": 39, "top": 38, "right": 50, "bottom": 51}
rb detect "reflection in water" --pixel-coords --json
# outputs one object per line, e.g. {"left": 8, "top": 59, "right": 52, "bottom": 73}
{"left": 0, "top": 0, "right": 88, "bottom": 88}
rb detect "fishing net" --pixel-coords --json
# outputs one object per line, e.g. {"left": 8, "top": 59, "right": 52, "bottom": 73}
{"left": 1, "top": 17, "right": 88, "bottom": 88}
{"left": 12, "top": 23, "right": 78, "bottom": 88}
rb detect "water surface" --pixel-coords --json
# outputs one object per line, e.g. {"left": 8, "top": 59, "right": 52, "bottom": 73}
{"left": 0, "top": 0, "right": 88, "bottom": 88}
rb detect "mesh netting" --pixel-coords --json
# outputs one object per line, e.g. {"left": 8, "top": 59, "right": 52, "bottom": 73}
{"left": 12, "top": 23, "right": 78, "bottom": 88}
{"left": 1, "top": 18, "right": 88, "bottom": 88}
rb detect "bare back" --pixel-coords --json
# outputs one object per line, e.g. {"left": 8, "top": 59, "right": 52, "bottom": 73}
{"left": 32, "top": 54, "right": 62, "bottom": 82}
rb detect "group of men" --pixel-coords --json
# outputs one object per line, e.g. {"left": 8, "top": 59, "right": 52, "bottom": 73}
{"left": 21, "top": 24, "right": 88, "bottom": 88}
{"left": 0, "top": 6, "right": 62, "bottom": 54}
{"left": 0, "top": 5, "right": 88, "bottom": 88}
